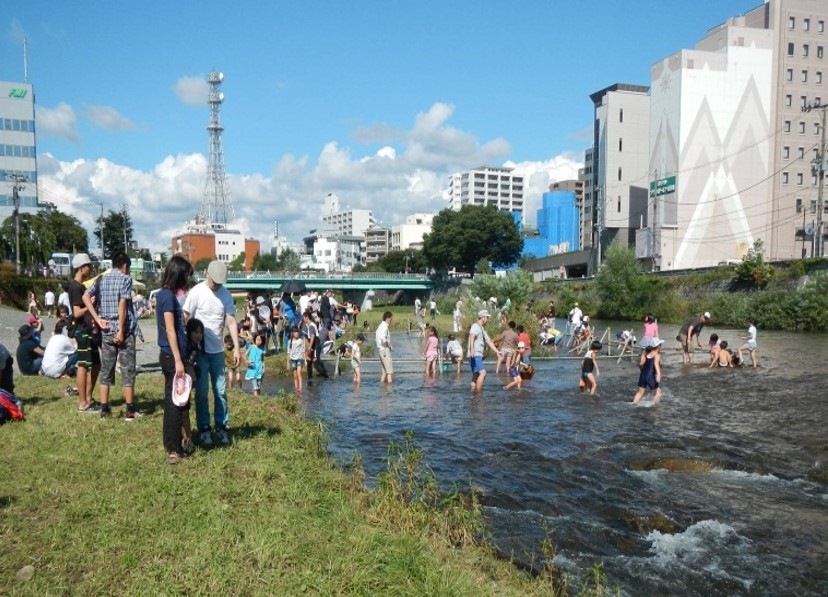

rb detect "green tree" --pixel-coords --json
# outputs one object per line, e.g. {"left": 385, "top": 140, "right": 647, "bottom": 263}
{"left": 422, "top": 205, "right": 522, "bottom": 272}
{"left": 275, "top": 248, "right": 301, "bottom": 273}
{"left": 253, "top": 252, "right": 279, "bottom": 271}
{"left": 376, "top": 249, "right": 426, "bottom": 273}
{"left": 228, "top": 252, "right": 246, "bottom": 271}
{"left": 1, "top": 207, "right": 89, "bottom": 267}
{"left": 594, "top": 245, "right": 645, "bottom": 319}
{"left": 194, "top": 257, "right": 211, "bottom": 272}
{"left": 733, "top": 239, "right": 774, "bottom": 287}
{"left": 94, "top": 208, "right": 134, "bottom": 259}
{"left": 41, "top": 210, "right": 89, "bottom": 253}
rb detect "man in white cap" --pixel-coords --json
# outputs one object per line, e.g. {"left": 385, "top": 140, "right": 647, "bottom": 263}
{"left": 183, "top": 260, "right": 240, "bottom": 447}
{"left": 678, "top": 312, "right": 710, "bottom": 364}
{"left": 68, "top": 253, "right": 101, "bottom": 413}
{"left": 467, "top": 309, "right": 501, "bottom": 392}
{"left": 568, "top": 302, "right": 583, "bottom": 338}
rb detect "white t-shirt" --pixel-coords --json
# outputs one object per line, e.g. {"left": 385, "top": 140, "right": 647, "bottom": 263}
{"left": 299, "top": 294, "right": 311, "bottom": 315}
{"left": 182, "top": 282, "right": 236, "bottom": 354}
{"left": 41, "top": 334, "right": 76, "bottom": 378}
{"left": 58, "top": 291, "right": 71, "bottom": 311}
{"left": 569, "top": 307, "right": 583, "bottom": 326}
{"left": 375, "top": 320, "right": 391, "bottom": 349}
{"left": 747, "top": 325, "right": 757, "bottom": 342}
{"left": 44, "top": 291, "right": 55, "bottom": 306}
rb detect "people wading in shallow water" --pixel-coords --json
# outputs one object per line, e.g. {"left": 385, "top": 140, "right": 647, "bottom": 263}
{"left": 579, "top": 341, "right": 602, "bottom": 396}
{"left": 467, "top": 310, "right": 501, "bottom": 392}
{"left": 632, "top": 338, "right": 663, "bottom": 404}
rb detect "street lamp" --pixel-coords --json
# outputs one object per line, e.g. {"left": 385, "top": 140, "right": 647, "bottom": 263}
{"left": 6, "top": 173, "right": 27, "bottom": 274}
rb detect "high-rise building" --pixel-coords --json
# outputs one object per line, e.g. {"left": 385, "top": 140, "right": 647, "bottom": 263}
{"left": 1, "top": 80, "right": 38, "bottom": 220}
{"left": 644, "top": 0, "right": 828, "bottom": 270}
{"left": 522, "top": 189, "right": 580, "bottom": 259}
{"left": 588, "top": 83, "right": 651, "bottom": 271}
{"left": 446, "top": 166, "right": 524, "bottom": 214}
{"left": 364, "top": 224, "right": 390, "bottom": 263}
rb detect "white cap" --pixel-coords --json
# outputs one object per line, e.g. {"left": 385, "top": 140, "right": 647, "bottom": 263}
{"left": 72, "top": 253, "right": 92, "bottom": 269}
{"left": 255, "top": 296, "right": 265, "bottom": 305}
{"left": 172, "top": 373, "right": 192, "bottom": 407}
{"left": 478, "top": 309, "right": 491, "bottom": 318}
{"left": 207, "top": 260, "right": 228, "bottom": 284}
{"left": 704, "top": 311, "right": 711, "bottom": 319}
{"left": 517, "top": 341, "right": 526, "bottom": 349}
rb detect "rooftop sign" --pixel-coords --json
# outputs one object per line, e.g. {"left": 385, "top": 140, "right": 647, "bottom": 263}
{"left": 8, "top": 88, "right": 28, "bottom": 99}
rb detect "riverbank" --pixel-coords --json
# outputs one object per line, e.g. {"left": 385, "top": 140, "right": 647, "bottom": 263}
{"left": 1, "top": 373, "right": 604, "bottom": 595}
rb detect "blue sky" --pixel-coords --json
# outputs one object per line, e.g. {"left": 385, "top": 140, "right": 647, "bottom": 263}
{"left": 3, "top": 1, "right": 754, "bottom": 253}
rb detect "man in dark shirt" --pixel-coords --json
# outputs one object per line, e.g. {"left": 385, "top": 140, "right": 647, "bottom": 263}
{"left": 69, "top": 253, "right": 101, "bottom": 412}
{"left": 16, "top": 325, "right": 44, "bottom": 375}
{"left": 678, "top": 311, "right": 710, "bottom": 364}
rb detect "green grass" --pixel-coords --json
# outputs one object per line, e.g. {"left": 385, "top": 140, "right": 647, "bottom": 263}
{"left": 0, "top": 374, "right": 584, "bottom": 596}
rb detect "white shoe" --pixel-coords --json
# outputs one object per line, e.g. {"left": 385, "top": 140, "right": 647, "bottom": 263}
{"left": 200, "top": 430, "right": 213, "bottom": 447}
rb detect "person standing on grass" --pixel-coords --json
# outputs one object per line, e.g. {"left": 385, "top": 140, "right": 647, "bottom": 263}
{"left": 245, "top": 333, "right": 265, "bottom": 396}
{"left": 84, "top": 253, "right": 140, "bottom": 420}
{"left": 467, "top": 310, "right": 501, "bottom": 392}
{"left": 58, "top": 282, "right": 72, "bottom": 316}
{"left": 183, "top": 260, "right": 240, "bottom": 447}
{"left": 68, "top": 253, "right": 101, "bottom": 413}
{"left": 376, "top": 311, "right": 394, "bottom": 384}
{"left": 156, "top": 256, "right": 194, "bottom": 462}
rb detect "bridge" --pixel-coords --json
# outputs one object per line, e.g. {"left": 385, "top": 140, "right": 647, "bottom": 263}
{"left": 204, "top": 271, "right": 434, "bottom": 293}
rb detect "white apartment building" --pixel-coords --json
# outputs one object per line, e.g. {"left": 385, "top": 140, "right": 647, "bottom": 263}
{"left": 364, "top": 224, "right": 390, "bottom": 263}
{"left": 321, "top": 192, "right": 376, "bottom": 237}
{"left": 1, "top": 80, "right": 39, "bottom": 220}
{"left": 588, "top": 83, "right": 651, "bottom": 269}
{"left": 391, "top": 214, "right": 435, "bottom": 252}
{"left": 641, "top": 0, "right": 828, "bottom": 270}
{"left": 312, "top": 236, "right": 363, "bottom": 272}
{"left": 446, "top": 166, "right": 524, "bottom": 214}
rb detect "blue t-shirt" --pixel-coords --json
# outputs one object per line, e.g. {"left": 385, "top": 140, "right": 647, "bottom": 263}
{"left": 156, "top": 288, "right": 187, "bottom": 358}
{"left": 245, "top": 344, "right": 264, "bottom": 380}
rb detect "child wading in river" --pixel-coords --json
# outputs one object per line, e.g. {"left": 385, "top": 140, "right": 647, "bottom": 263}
{"left": 579, "top": 340, "right": 602, "bottom": 396}
{"left": 423, "top": 326, "right": 439, "bottom": 376}
{"left": 347, "top": 334, "right": 365, "bottom": 384}
{"left": 286, "top": 326, "right": 305, "bottom": 392}
{"left": 632, "top": 339, "right": 663, "bottom": 403}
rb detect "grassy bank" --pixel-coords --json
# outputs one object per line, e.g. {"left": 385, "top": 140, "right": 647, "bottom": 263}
{"left": 0, "top": 374, "right": 599, "bottom": 596}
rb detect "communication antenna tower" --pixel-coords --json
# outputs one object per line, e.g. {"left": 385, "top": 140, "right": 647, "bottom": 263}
{"left": 201, "top": 69, "right": 234, "bottom": 225}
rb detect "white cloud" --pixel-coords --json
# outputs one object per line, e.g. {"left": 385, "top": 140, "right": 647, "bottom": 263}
{"left": 85, "top": 105, "right": 137, "bottom": 131}
{"left": 35, "top": 102, "right": 80, "bottom": 143}
{"left": 36, "top": 104, "right": 583, "bottom": 256}
{"left": 505, "top": 153, "right": 584, "bottom": 227}
{"left": 173, "top": 75, "right": 209, "bottom": 106}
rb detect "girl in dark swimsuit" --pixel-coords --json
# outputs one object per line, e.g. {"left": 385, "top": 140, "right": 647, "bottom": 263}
{"left": 579, "top": 340, "right": 602, "bottom": 396}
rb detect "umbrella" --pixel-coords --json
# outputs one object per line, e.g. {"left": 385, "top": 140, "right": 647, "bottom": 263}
{"left": 279, "top": 279, "right": 307, "bottom": 295}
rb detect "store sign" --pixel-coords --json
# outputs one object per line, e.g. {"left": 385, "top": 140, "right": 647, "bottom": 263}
{"left": 649, "top": 176, "right": 676, "bottom": 196}
{"left": 8, "top": 88, "right": 28, "bottom": 99}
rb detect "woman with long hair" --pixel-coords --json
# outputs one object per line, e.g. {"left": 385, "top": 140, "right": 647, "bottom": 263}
{"left": 156, "top": 255, "right": 194, "bottom": 463}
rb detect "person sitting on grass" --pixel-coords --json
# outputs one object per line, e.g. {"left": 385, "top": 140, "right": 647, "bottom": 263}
{"left": 41, "top": 319, "right": 78, "bottom": 379}
{"left": 16, "top": 325, "right": 44, "bottom": 376}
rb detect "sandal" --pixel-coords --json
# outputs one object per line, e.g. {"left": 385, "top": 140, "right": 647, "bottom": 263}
{"left": 166, "top": 452, "right": 188, "bottom": 464}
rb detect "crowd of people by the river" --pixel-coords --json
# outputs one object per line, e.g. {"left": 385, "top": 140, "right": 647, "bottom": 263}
{"left": 0, "top": 254, "right": 759, "bottom": 461}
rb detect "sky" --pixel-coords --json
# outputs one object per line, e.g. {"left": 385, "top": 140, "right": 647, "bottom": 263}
{"left": 3, "top": 0, "right": 757, "bottom": 255}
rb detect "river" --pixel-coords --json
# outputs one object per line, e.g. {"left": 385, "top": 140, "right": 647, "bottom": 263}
{"left": 263, "top": 321, "right": 828, "bottom": 596}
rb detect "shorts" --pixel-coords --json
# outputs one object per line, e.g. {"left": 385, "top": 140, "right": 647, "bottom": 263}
{"left": 248, "top": 377, "right": 262, "bottom": 390}
{"left": 678, "top": 332, "right": 689, "bottom": 350}
{"left": 581, "top": 371, "right": 591, "bottom": 379}
{"left": 378, "top": 347, "right": 394, "bottom": 375}
{"left": 743, "top": 340, "right": 757, "bottom": 352}
{"left": 501, "top": 348, "right": 514, "bottom": 357}
{"left": 100, "top": 334, "right": 136, "bottom": 387}
{"left": 74, "top": 328, "right": 101, "bottom": 369}
{"left": 290, "top": 359, "right": 303, "bottom": 370}
{"left": 508, "top": 366, "right": 518, "bottom": 378}
{"left": 468, "top": 356, "right": 485, "bottom": 374}
{"left": 351, "top": 362, "right": 361, "bottom": 373}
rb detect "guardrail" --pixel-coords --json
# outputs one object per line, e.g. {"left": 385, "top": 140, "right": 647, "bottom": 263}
{"left": 225, "top": 271, "right": 430, "bottom": 281}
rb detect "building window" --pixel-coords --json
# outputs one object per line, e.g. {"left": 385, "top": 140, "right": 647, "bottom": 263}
{"left": 786, "top": 94, "right": 793, "bottom": 107}
{"left": 789, "top": 16, "right": 795, "bottom": 30}
{"left": 618, "top": 138, "right": 623, "bottom": 152}
{"left": 796, "top": 198, "right": 803, "bottom": 213}
{"left": 819, "top": 20, "right": 825, "bottom": 33}
{"left": 817, "top": 71, "right": 823, "bottom": 84}
{"left": 782, "top": 172, "right": 789, "bottom": 184}
{"left": 784, "top": 120, "right": 791, "bottom": 133}
{"left": 819, "top": 46, "right": 824, "bottom": 59}
{"left": 805, "top": 18, "right": 810, "bottom": 32}
{"left": 799, "top": 146, "right": 805, "bottom": 159}
{"left": 618, "top": 167, "right": 622, "bottom": 181}
{"left": 799, "top": 121, "right": 806, "bottom": 134}
{"left": 787, "top": 68, "right": 793, "bottom": 81}
{"left": 811, "top": 200, "right": 817, "bottom": 214}
{"left": 816, "top": 122, "right": 822, "bottom": 135}
{"left": 802, "top": 95, "right": 808, "bottom": 108}
{"left": 619, "top": 108, "right": 624, "bottom": 123}
{"left": 788, "top": 42, "right": 795, "bottom": 56}
{"left": 804, "top": 44, "right": 810, "bottom": 57}
{"left": 797, "top": 173, "right": 804, "bottom": 185}
{"left": 617, "top": 197, "right": 622, "bottom": 213}
{"left": 783, "top": 146, "right": 790, "bottom": 159}
{"left": 802, "top": 70, "right": 808, "bottom": 83}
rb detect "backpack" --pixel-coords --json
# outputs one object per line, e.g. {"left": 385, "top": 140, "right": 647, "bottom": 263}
{"left": 0, "top": 388, "right": 24, "bottom": 424}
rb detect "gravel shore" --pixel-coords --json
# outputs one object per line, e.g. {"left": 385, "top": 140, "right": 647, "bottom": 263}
{"left": 0, "top": 305, "right": 161, "bottom": 371}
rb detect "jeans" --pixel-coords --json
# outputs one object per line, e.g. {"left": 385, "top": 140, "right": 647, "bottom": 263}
{"left": 195, "top": 351, "right": 228, "bottom": 431}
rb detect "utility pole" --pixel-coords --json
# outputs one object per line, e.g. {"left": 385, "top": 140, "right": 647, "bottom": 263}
{"left": 6, "top": 173, "right": 27, "bottom": 274}
{"left": 804, "top": 100, "right": 827, "bottom": 257}
{"left": 595, "top": 185, "right": 604, "bottom": 270}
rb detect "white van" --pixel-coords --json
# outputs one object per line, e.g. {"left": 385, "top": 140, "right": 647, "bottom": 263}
{"left": 50, "top": 252, "right": 73, "bottom": 277}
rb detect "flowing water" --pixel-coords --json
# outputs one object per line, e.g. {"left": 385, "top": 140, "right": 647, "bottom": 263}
{"left": 263, "top": 322, "right": 828, "bottom": 596}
